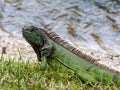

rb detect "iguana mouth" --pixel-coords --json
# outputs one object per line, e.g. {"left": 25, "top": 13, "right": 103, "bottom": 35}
{"left": 22, "top": 29, "right": 31, "bottom": 34}
{"left": 22, "top": 27, "right": 32, "bottom": 37}
{"left": 22, "top": 28, "right": 30, "bottom": 39}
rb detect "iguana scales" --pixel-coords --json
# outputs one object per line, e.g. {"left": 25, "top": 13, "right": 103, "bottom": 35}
{"left": 22, "top": 26, "right": 120, "bottom": 87}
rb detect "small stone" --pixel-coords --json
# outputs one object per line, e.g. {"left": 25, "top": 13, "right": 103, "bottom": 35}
{"left": 2, "top": 46, "right": 7, "bottom": 54}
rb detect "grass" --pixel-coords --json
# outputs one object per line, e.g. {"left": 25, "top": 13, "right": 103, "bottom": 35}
{"left": 0, "top": 55, "right": 119, "bottom": 90}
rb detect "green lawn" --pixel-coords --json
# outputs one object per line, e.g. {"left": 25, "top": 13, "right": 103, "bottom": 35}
{"left": 0, "top": 55, "right": 119, "bottom": 90}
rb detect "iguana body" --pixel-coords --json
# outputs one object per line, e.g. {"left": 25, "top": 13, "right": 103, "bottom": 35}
{"left": 22, "top": 26, "right": 120, "bottom": 87}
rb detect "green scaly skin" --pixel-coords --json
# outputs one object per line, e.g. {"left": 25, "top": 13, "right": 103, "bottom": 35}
{"left": 22, "top": 26, "right": 120, "bottom": 87}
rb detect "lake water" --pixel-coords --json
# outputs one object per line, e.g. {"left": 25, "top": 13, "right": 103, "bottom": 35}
{"left": 0, "top": 0, "right": 120, "bottom": 54}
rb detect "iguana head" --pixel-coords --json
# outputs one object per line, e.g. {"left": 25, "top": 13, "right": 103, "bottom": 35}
{"left": 22, "top": 26, "right": 47, "bottom": 61}
{"left": 22, "top": 26, "right": 47, "bottom": 46}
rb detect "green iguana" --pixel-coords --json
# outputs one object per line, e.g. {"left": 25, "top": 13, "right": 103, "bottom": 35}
{"left": 22, "top": 26, "right": 120, "bottom": 87}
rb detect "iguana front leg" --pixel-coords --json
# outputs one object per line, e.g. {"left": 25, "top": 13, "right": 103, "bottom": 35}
{"left": 40, "top": 46, "right": 55, "bottom": 70}
{"left": 41, "top": 56, "right": 47, "bottom": 70}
